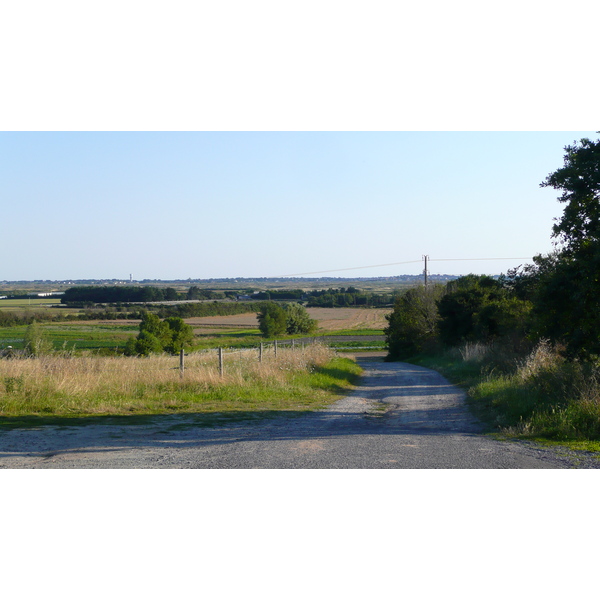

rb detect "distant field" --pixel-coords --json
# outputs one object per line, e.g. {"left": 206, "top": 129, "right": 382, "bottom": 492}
{"left": 189, "top": 307, "right": 390, "bottom": 334}
{"left": 0, "top": 298, "right": 58, "bottom": 310}
{"left": 0, "top": 321, "right": 138, "bottom": 352}
{"left": 0, "top": 308, "right": 390, "bottom": 353}
{"left": 307, "top": 307, "right": 389, "bottom": 332}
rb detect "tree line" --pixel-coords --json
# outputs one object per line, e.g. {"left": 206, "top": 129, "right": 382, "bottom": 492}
{"left": 62, "top": 285, "right": 226, "bottom": 304}
{"left": 306, "top": 288, "right": 397, "bottom": 307}
{"left": 61, "top": 285, "right": 397, "bottom": 308}
{"left": 385, "top": 135, "right": 600, "bottom": 363}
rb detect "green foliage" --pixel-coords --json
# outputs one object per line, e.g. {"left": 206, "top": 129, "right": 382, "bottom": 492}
{"left": 411, "top": 341, "right": 600, "bottom": 442}
{"left": 473, "top": 296, "right": 532, "bottom": 343}
{"left": 257, "top": 303, "right": 287, "bottom": 338}
{"left": 437, "top": 275, "right": 531, "bottom": 347}
{"left": 186, "top": 286, "right": 225, "bottom": 300}
{"left": 139, "top": 312, "right": 171, "bottom": 345}
{"left": 257, "top": 302, "right": 318, "bottom": 337}
{"left": 134, "top": 331, "right": 165, "bottom": 355}
{"left": 306, "top": 288, "right": 396, "bottom": 307}
{"left": 285, "top": 303, "right": 317, "bottom": 335}
{"left": 541, "top": 137, "right": 600, "bottom": 252}
{"left": 384, "top": 284, "right": 445, "bottom": 359}
{"left": 126, "top": 313, "right": 195, "bottom": 356}
{"left": 162, "top": 317, "right": 195, "bottom": 353}
{"left": 528, "top": 136, "right": 600, "bottom": 359}
{"left": 385, "top": 276, "right": 532, "bottom": 360}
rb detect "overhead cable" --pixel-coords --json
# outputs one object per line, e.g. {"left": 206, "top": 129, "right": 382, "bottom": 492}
{"left": 278, "top": 256, "right": 533, "bottom": 277}
{"left": 279, "top": 260, "right": 422, "bottom": 277}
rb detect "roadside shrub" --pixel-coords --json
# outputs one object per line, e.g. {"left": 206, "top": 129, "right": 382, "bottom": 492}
{"left": 465, "top": 340, "right": 600, "bottom": 439}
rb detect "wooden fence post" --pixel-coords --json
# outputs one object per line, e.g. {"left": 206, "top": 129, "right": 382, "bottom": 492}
{"left": 259, "top": 342, "right": 263, "bottom": 363}
{"left": 219, "top": 347, "right": 224, "bottom": 377}
{"left": 274, "top": 340, "right": 278, "bottom": 357}
{"left": 179, "top": 348, "right": 185, "bottom": 378}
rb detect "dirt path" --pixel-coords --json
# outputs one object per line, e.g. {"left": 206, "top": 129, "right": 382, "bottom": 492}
{"left": 1, "top": 357, "right": 598, "bottom": 468}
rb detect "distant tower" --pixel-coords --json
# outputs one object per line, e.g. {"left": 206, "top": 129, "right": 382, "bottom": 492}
{"left": 130, "top": 274, "right": 133, "bottom": 283}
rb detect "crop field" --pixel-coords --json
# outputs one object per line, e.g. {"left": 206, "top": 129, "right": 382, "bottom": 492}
{"left": 184, "top": 308, "right": 390, "bottom": 352}
{"left": 189, "top": 307, "right": 390, "bottom": 334}
{"left": 0, "top": 298, "right": 60, "bottom": 311}
{"left": 0, "top": 308, "right": 391, "bottom": 353}
{"left": 0, "top": 321, "right": 139, "bottom": 352}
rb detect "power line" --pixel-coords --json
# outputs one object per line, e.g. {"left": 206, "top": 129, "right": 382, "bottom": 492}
{"left": 430, "top": 257, "right": 532, "bottom": 262}
{"left": 279, "top": 260, "right": 422, "bottom": 277}
{"left": 278, "top": 256, "right": 532, "bottom": 278}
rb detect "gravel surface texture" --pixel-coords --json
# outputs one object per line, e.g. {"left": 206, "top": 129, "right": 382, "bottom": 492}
{"left": 1, "top": 356, "right": 599, "bottom": 469}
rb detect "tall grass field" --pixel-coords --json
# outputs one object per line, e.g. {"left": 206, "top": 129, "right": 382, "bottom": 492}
{"left": 0, "top": 345, "right": 361, "bottom": 427}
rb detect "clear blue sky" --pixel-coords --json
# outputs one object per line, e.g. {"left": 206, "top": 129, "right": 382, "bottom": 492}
{"left": 1, "top": 131, "right": 597, "bottom": 281}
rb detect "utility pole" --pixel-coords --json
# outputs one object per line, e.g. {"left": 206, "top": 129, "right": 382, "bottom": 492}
{"left": 422, "top": 255, "right": 429, "bottom": 287}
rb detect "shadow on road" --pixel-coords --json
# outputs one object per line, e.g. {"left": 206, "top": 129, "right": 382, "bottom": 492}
{"left": 0, "top": 354, "right": 489, "bottom": 462}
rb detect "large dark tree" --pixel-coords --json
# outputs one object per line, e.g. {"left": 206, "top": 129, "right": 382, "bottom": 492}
{"left": 536, "top": 136, "right": 600, "bottom": 358}
{"left": 541, "top": 136, "right": 600, "bottom": 253}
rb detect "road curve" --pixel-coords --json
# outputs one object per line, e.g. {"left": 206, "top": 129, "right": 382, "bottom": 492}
{"left": 0, "top": 357, "right": 597, "bottom": 468}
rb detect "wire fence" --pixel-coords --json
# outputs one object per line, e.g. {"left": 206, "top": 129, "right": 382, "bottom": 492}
{"left": 179, "top": 336, "right": 387, "bottom": 377}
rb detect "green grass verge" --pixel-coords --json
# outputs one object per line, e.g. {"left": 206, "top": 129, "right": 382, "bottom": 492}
{"left": 407, "top": 351, "right": 600, "bottom": 452}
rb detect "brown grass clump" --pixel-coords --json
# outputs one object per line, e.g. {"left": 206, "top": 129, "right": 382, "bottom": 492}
{"left": 516, "top": 340, "right": 560, "bottom": 380}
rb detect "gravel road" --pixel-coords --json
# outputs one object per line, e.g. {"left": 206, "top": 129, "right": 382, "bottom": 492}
{"left": 1, "top": 356, "right": 598, "bottom": 469}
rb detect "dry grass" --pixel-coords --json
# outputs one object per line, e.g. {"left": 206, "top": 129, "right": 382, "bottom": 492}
{"left": 454, "top": 342, "right": 492, "bottom": 363}
{"left": 516, "top": 339, "right": 559, "bottom": 380}
{"left": 0, "top": 345, "right": 355, "bottom": 419}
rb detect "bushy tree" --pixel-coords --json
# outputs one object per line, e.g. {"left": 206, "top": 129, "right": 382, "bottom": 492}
{"left": 125, "top": 312, "right": 195, "bottom": 355}
{"left": 534, "top": 136, "right": 600, "bottom": 358}
{"left": 541, "top": 136, "right": 600, "bottom": 253}
{"left": 257, "top": 302, "right": 318, "bottom": 337}
{"left": 162, "top": 317, "right": 194, "bottom": 353}
{"left": 257, "top": 303, "right": 288, "bottom": 337}
{"left": 285, "top": 303, "right": 317, "bottom": 335}
{"left": 138, "top": 312, "right": 172, "bottom": 348}
{"left": 385, "top": 284, "right": 445, "bottom": 359}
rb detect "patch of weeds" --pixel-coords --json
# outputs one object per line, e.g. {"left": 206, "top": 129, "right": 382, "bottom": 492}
{"left": 4, "top": 376, "right": 25, "bottom": 394}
